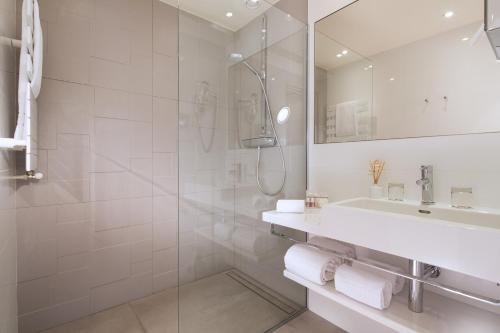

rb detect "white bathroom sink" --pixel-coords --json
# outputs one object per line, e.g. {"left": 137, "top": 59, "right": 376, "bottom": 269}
{"left": 322, "top": 198, "right": 500, "bottom": 283}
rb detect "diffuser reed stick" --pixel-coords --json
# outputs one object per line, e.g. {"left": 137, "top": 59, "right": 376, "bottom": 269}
{"left": 369, "top": 160, "right": 385, "bottom": 185}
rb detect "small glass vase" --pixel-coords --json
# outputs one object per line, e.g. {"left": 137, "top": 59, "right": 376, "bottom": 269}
{"left": 370, "top": 184, "right": 384, "bottom": 199}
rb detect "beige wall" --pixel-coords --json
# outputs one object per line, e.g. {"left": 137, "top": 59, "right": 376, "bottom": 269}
{"left": 15, "top": 1, "right": 178, "bottom": 332}
{"left": 0, "top": 0, "right": 18, "bottom": 331}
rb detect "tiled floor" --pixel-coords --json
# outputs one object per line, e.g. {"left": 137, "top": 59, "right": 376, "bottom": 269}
{"left": 41, "top": 271, "right": 345, "bottom": 333}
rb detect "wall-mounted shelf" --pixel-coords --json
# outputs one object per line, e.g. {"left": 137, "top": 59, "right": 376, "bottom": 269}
{"left": 285, "top": 270, "right": 500, "bottom": 333}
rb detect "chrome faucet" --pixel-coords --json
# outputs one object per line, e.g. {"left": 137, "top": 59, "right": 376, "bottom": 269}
{"left": 416, "top": 165, "right": 434, "bottom": 205}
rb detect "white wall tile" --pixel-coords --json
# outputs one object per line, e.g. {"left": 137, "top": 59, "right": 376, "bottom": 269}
{"left": 153, "top": 221, "right": 177, "bottom": 251}
{"left": 18, "top": 240, "right": 57, "bottom": 282}
{"left": 57, "top": 222, "right": 91, "bottom": 257}
{"left": 153, "top": 54, "right": 177, "bottom": 99}
{"left": 91, "top": 199, "right": 130, "bottom": 231}
{"left": 153, "top": 0, "right": 178, "bottom": 57}
{"left": 153, "top": 98, "right": 178, "bottom": 153}
{"left": 153, "top": 247, "right": 177, "bottom": 275}
{"left": 91, "top": 21, "right": 130, "bottom": 64}
{"left": 90, "top": 244, "right": 130, "bottom": 287}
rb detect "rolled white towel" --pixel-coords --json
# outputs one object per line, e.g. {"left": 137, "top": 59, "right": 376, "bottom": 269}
{"left": 276, "top": 200, "right": 305, "bottom": 213}
{"left": 284, "top": 244, "right": 338, "bottom": 285}
{"left": 353, "top": 258, "right": 405, "bottom": 295}
{"left": 335, "top": 264, "right": 393, "bottom": 310}
{"left": 308, "top": 237, "right": 356, "bottom": 259}
{"left": 232, "top": 226, "right": 271, "bottom": 256}
{"left": 213, "top": 223, "right": 234, "bottom": 241}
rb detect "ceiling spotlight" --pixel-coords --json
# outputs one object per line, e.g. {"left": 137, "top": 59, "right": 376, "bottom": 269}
{"left": 342, "top": 50, "right": 348, "bottom": 55}
{"left": 444, "top": 11, "right": 454, "bottom": 18}
{"left": 336, "top": 53, "right": 343, "bottom": 58}
{"left": 226, "top": 12, "right": 233, "bottom": 17}
{"left": 389, "top": 77, "right": 395, "bottom": 81}
{"left": 461, "top": 37, "right": 470, "bottom": 41}
{"left": 245, "top": 0, "right": 261, "bottom": 9}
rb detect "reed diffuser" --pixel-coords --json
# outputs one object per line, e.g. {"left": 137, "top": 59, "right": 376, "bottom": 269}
{"left": 369, "top": 160, "right": 385, "bottom": 198}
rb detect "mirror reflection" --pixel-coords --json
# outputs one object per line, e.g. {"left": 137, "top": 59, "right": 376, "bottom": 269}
{"left": 314, "top": 0, "right": 500, "bottom": 144}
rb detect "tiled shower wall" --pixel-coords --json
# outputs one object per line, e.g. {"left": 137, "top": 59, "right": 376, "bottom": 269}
{"left": 0, "top": 0, "right": 18, "bottom": 331}
{"left": 15, "top": 1, "right": 178, "bottom": 332}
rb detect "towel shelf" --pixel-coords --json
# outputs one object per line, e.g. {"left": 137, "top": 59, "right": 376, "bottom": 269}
{"left": 0, "top": 36, "right": 21, "bottom": 48}
{"left": 270, "top": 224, "right": 500, "bottom": 308}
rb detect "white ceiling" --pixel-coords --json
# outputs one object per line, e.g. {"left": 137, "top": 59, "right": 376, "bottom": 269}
{"left": 316, "top": 0, "right": 483, "bottom": 70}
{"left": 161, "top": 0, "right": 279, "bottom": 31}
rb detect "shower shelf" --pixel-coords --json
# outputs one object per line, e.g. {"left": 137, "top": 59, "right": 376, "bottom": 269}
{"left": 285, "top": 270, "right": 500, "bottom": 333}
{"left": 195, "top": 226, "right": 280, "bottom": 263}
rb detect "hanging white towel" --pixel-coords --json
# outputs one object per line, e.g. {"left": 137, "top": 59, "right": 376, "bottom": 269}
{"left": 353, "top": 258, "right": 406, "bottom": 295}
{"left": 14, "top": 0, "right": 33, "bottom": 141}
{"left": 335, "top": 264, "right": 393, "bottom": 310}
{"left": 30, "top": 0, "right": 43, "bottom": 97}
{"left": 284, "top": 244, "right": 338, "bottom": 285}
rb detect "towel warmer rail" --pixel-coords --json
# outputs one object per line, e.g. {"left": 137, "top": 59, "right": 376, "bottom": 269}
{"left": 0, "top": 36, "right": 21, "bottom": 48}
{"left": 270, "top": 224, "right": 500, "bottom": 311}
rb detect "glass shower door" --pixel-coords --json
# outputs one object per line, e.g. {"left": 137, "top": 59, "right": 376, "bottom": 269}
{"left": 178, "top": 1, "right": 308, "bottom": 332}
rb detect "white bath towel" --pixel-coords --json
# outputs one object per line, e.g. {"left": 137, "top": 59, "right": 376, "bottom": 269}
{"left": 335, "top": 101, "right": 358, "bottom": 137}
{"left": 284, "top": 244, "right": 338, "bottom": 285}
{"left": 213, "top": 223, "right": 234, "bottom": 242}
{"left": 232, "top": 226, "right": 272, "bottom": 256}
{"left": 30, "top": 0, "right": 43, "bottom": 97}
{"left": 15, "top": 0, "right": 33, "bottom": 141}
{"left": 353, "top": 258, "right": 406, "bottom": 295}
{"left": 335, "top": 264, "right": 393, "bottom": 310}
{"left": 308, "top": 237, "right": 356, "bottom": 259}
{"left": 276, "top": 200, "right": 305, "bottom": 213}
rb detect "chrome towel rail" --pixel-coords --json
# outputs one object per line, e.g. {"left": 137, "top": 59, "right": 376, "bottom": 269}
{"left": 0, "top": 36, "right": 21, "bottom": 48}
{"left": 271, "top": 224, "right": 500, "bottom": 307}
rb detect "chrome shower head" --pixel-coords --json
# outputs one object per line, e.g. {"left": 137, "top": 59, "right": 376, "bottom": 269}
{"left": 228, "top": 53, "right": 260, "bottom": 77}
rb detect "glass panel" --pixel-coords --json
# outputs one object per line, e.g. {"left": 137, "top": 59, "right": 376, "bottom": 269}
{"left": 178, "top": 1, "right": 307, "bottom": 332}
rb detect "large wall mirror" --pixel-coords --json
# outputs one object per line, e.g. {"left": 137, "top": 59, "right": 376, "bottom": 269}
{"left": 314, "top": 0, "right": 500, "bottom": 144}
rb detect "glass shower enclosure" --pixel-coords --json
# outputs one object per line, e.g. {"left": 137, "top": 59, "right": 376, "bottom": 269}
{"left": 177, "top": 1, "right": 308, "bottom": 332}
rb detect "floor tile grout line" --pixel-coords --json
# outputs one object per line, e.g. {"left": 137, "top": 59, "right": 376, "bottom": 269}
{"left": 127, "top": 303, "right": 149, "bottom": 333}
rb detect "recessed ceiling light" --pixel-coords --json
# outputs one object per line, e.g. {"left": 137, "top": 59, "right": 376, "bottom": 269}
{"left": 336, "top": 53, "right": 343, "bottom": 58}
{"left": 461, "top": 37, "right": 470, "bottom": 41}
{"left": 389, "top": 77, "right": 395, "bottom": 81}
{"left": 226, "top": 12, "right": 233, "bottom": 17}
{"left": 444, "top": 11, "right": 454, "bottom": 18}
{"left": 245, "top": 0, "right": 261, "bottom": 9}
{"left": 342, "top": 50, "right": 348, "bottom": 55}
